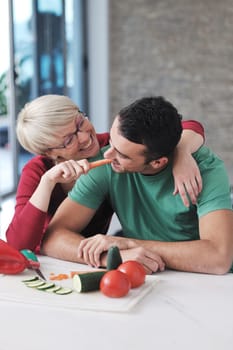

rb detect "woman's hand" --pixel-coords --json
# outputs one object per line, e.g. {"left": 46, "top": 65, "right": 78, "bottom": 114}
{"left": 44, "top": 159, "right": 91, "bottom": 185}
{"left": 172, "top": 150, "right": 202, "bottom": 207}
{"left": 172, "top": 129, "right": 204, "bottom": 207}
{"left": 29, "top": 159, "right": 91, "bottom": 212}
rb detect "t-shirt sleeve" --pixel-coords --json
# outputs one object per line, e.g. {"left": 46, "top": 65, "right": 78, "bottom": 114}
{"left": 194, "top": 147, "right": 232, "bottom": 217}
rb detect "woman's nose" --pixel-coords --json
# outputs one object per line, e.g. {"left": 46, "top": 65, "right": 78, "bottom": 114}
{"left": 77, "top": 130, "right": 89, "bottom": 144}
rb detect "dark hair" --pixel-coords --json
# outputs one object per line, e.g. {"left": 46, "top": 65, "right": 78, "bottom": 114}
{"left": 118, "top": 96, "right": 183, "bottom": 162}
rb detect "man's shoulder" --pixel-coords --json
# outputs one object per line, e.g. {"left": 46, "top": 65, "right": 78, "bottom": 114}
{"left": 195, "top": 147, "right": 232, "bottom": 214}
{"left": 193, "top": 146, "right": 225, "bottom": 168}
{"left": 193, "top": 145, "right": 216, "bottom": 157}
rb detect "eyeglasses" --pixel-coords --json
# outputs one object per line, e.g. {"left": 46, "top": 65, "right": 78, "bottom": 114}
{"left": 47, "top": 114, "right": 89, "bottom": 150}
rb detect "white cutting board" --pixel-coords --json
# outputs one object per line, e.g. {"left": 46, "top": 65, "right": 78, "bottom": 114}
{"left": 0, "top": 256, "right": 159, "bottom": 313}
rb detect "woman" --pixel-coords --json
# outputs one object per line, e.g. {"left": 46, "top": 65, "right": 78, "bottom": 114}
{"left": 6, "top": 95, "right": 204, "bottom": 252}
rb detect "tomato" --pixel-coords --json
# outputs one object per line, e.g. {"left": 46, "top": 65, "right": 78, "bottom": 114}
{"left": 100, "top": 270, "right": 131, "bottom": 298}
{"left": 117, "top": 260, "right": 146, "bottom": 288}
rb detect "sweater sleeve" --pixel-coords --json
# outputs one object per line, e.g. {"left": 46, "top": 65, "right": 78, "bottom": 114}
{"left": 97, "top": 133, "right": 110, "bottom": 148}
{"left": 182, "top": 120, "right": 205, "bottom": 140}
{"left": 5, "top": 157, "right": 50, "bottom": 252}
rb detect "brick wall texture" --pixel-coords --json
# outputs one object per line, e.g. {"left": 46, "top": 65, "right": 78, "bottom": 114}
{"left": 109, "top": 0, "right": 233, "bottom": 184}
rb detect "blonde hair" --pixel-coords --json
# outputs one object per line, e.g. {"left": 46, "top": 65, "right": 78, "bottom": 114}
{"left": 16, "top": 94, "right": 80, "bottom": 154}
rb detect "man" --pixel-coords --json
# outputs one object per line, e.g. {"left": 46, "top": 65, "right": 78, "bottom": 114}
{"left": 42, "top": 96, "right": 233, "bottom": 274}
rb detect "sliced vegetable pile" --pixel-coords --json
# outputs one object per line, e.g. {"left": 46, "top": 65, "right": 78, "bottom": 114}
{"left": 22, "top": 276, "right": 73, "bottom": 295}
{"left": 22, "top": 246, "right": 146, "bottom": 298}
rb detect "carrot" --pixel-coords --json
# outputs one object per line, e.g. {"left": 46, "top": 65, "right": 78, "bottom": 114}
{"left": 49, "top": 270, "right": 106, "bottom": 280}
{"left": 89, "top": 159, "right": 112, "bottom": 169}
{"left": 49, "top": 273, "right": 69, "bottom": 281}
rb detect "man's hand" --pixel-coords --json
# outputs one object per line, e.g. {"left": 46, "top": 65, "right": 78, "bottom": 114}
{"left": 119, "top": 247, "right": 165, "bottom": 274}
{"left": 77, "top": 234, "right": 165, "bottom": 274}
{"left": 77, "top": 234, "right": 132, "bottom": 267}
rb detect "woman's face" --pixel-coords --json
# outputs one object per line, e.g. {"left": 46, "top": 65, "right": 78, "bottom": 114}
{"left": 46, "top": 115, "right": 100, "bottom": 161}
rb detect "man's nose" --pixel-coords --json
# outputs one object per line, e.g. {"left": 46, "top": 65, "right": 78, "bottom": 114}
{"left": 104, "top": 146, "right": 115, "bottom": 158}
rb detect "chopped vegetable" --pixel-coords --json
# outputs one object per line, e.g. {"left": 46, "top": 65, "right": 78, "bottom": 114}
{"left": 55, "top": 287, "right": 73, "bottom": 295}
{"left": 22, "top": 276, "right": 39, "bottom": 283}
{"left": 106, "top": 246, "right": 122, "bottom": 270}
{"left": 118, "top": 261, "right": 146, "bottom": 288}
{"left": 37, "top": 282, "right": 55, "bottom": 290}
{"left": 25, "top": 280, "right": 45, "bottom": 288}
{"left": 22, "top": 278, "right": 73, "bottom": 295}
{"left": 49, "top": 273, "right": 69, "bottom": 280}
{"left": 46, "top": 286, "right": 62, "bottom": 293}
{"left": 73, "top": 271, "right": 106, "bottom": 293}
{"left": 100, "top": 270, "right": 131, "bottom": 298}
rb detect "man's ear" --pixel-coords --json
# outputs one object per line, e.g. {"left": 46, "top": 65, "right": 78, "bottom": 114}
{"left": 149, "top": 157, "right": 168, "bottom": 169}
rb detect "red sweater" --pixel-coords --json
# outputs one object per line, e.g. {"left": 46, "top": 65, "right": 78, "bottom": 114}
{"left": 6, "top": 122, "right": 204, "bottom": 252}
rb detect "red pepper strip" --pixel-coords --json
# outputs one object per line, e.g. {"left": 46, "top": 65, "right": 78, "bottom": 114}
{"left": 0, "top": 239, "right": 29, "bottom": 274}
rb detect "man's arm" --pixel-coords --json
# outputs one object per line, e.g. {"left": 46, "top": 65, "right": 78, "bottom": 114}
{"left": 42, "top": 197, "right": 165, "bottom": 272}
{"left": 78, "top": 209, "right": 233, "bottom": 274}
{"left": 138, "top": 209, "right": 233, "bottom": 274}
{"left": 41, "top": 197, "right": 96, "bottom": 262}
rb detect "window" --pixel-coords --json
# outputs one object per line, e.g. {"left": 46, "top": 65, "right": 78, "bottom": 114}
{"left": 0, "top": 0, "right": 86, "bottom": 197}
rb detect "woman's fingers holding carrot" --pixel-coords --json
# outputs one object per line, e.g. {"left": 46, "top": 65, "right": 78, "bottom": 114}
{"left": 74, "top": 159, "right": 90, "bottom": 173}
{"left": 74, "top": 158, "right": 111, "bottom": 174}
{"left": 50, "top": 158, "right": 111, "bottom": 183}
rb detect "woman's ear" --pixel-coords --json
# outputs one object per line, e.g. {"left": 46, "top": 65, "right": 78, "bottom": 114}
{"left": 43, "top": 150, "right": 51, "bottom": 157}
{"left": 150, "top": 156, "right": 168, "bottom": 169}
{"left": 43, "top": 149, "right": 57, "bottom": 161}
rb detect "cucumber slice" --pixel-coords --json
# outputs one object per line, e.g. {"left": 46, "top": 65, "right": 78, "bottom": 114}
{"left": 46, "top": 285, "right": 62, "bottom": 293}
{"left": 73, "top": 271, "right": 106, "bottom": 293}
{"left": 37, "top": 282, "right": 55, "bottom": 290}
{"left": 25, "top": 280, "right": 45, "bottom": 288}
{"left": 106, "top": 246, "right": 122, "bottom": 270}
{"left": 22, "top": 278, "right": 72, "bottom": 295}
{"left": 55, "top": 287, "right": 73, "bottom": 295}
{"left": 22, "top": 276, "right": 39, "bottom": 283}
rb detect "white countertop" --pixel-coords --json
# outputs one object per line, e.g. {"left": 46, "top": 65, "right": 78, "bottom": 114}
{"left": 0, "top": 256, "right": 232, "bottom": 350}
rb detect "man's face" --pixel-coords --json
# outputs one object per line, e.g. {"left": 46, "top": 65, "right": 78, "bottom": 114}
{"left": 104, "top": 116, "right": 155, "bottom": 175}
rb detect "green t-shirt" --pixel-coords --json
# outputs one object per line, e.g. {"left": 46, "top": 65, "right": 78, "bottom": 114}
{"left": 69, "top": 145, "right": 232, "bottom": 269}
